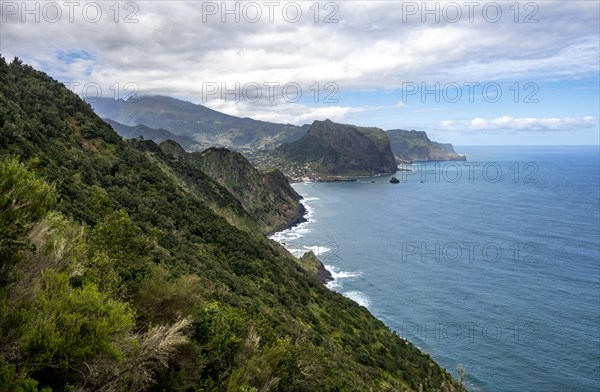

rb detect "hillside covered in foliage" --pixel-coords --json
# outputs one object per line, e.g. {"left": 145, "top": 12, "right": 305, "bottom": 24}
{"left": 105, "top": 118, "right": 201, "bottom": 151}
{"left": 0, "top": 56, "right": 466, "bottom": 392}
{"left": 270, "top": 120, "right": 398, "bottom": 181}
{"left": 157, "top": 140, "right": 305, "bottom": 234}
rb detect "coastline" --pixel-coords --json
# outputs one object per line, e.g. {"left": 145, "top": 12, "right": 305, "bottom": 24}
{"left": 288, "top": 169, "right": 404, "bottom": 184}
{"left": 266, "top": 198, "right": 307, "bottom": 236}
{"left": 268, "top": 192, "right": 333, "bottom": 284}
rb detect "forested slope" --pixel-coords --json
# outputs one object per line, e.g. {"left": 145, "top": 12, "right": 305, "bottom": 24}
{"left": 0, "top": 57, "right": 465, "bottom": 392}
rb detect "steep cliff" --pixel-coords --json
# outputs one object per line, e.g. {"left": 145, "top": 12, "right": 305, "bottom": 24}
{"left": 272, "top": 120, "right": 397, "bottom": 180}
{"left": 387, "top": 129, "right": 466, "bottom": 161}
{"left": 159, "top": 140, "right": 304, "bottom": 233}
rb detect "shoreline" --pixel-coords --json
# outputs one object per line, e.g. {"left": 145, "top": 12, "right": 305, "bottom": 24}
{"left": 266, "top": 198, "right": 307, "bottom": 236}
{"left": 268, "top": 192, "right": 333, "bottom": 284}
{"left": 268, "top": 182, "right": 466, "bottom": 386}
{"left": 268, "top": 192, "right": 312, "bottom": 244}
{"left": 289, "top": 169, "right": 401, "bottom": 184}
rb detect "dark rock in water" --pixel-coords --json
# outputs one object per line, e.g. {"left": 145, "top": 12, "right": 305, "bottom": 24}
{"left": 390, "top": 176, "right": 400, "bottom": 184}
{"left": 316, "top": 263, "right": 334, "bottom": 284}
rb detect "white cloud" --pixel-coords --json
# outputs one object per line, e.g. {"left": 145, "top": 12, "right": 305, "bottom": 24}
{"left": 1, "top": 1, "right": 598, "bottom": 126}
{"left": 3, "top": 2, "right": 598, "bottom": 85}
{"left": 440, "top": 116, "right": 597, "bottom": 132}
{"left": 206, "top": 100, "right": 375, "bottom": 125}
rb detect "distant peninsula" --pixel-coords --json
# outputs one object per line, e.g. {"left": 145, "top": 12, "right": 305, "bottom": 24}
{"left": 387, "top": 129, "right": 466, "bottom": 162}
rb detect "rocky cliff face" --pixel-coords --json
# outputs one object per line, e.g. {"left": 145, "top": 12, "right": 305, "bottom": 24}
{"left": 159, "top": 140, "right": 304, "bottom": 233}
{"left": 271, "top": 120, "right": 397, "bottom": 180}
{"left": 386, "top": 129, "right": 466, "bottom": 161}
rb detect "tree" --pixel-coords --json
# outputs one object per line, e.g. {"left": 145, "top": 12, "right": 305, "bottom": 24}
{"left": 0, "top": 157, "right": 56, "bottom": 276}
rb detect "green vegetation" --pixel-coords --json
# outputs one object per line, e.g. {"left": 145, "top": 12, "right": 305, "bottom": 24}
{"left": 0, "top": 56, "right": 466, "bottom": 391}
{"left": 157, "top": 141, "right": 304, "bottom": 234}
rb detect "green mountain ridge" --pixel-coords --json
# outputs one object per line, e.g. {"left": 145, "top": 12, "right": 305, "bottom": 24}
{"left": 0, "top": 57, "right": 465, "bottom": 391}
{"left": 157, "top": 139, "right": 306, "bottom": 234}
{"left": 90, "top": 97, "right": 465, "bottom": 177}
{"left": 90, "top": 96, "right": 306, "bottom": 150}
{"left": 104, "top": 118, "right": 204, "bottom": 151}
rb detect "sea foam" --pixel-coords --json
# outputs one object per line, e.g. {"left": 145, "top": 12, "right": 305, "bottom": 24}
{"left": 342, "top": 290, "right": 371, "bottom": 308}
{"left": 270, "top": 193, "right": 369, "bottom": 309}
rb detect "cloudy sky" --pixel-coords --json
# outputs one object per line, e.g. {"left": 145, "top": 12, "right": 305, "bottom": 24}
{"left": 1, "top": 0, "right": 598, "bottom": 144}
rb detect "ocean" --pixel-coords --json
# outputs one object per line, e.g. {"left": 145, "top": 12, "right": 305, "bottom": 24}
{"left": 270, "top": 146, "right": 600, "bottom": 392}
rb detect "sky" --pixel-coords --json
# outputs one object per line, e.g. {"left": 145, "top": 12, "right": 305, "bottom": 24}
{"left": 1, "top": 0, "right": 599, "bottom": 145}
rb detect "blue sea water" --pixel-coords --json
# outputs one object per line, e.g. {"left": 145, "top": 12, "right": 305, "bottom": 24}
{"left": 271, "top": 146, "right": 600, "bottom": 392}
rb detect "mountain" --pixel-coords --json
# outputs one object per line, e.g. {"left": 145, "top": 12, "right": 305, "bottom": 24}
{"left": 0, "top": 57, "right": 465, "bottom": 391}
{"left": 90, "top": 95, "right": 307, "bottom": 150}
{"left": 106, "top": 120, "right": 306, "bottom": 233}
{"left": 269, "top": 119, "right": 398, "bottom": 181}
{"left": 104, "top": 118, "right": 202, "bottom": 150}
{"left": 158, "top": 140, "right": 305, "bottom": 234}
{"left": 386, "top": 129, "right": 466, "bottom": 161}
